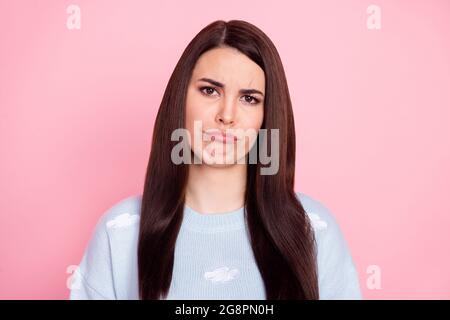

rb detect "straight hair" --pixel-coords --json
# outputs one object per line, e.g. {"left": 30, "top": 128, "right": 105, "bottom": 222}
{"left": 138, "top": 20, "right": 319, "bottom": 299}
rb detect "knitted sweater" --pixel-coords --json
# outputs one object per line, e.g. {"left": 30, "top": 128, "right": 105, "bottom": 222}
{"left": 69, "top": 192, "right": 362, "bottom": 299}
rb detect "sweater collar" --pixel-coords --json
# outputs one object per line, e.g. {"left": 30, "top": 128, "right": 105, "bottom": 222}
{"left": 181, "top": 204, "right": 246, "bottom": 232}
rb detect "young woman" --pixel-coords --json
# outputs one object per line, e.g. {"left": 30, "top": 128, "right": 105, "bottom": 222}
{"left": 70, "top": 20, "right": 362, "bottom": 300}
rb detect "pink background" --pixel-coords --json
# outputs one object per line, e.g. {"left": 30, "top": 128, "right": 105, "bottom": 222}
{"left": 1, "top": 0, "right": 449, "bottom": 299}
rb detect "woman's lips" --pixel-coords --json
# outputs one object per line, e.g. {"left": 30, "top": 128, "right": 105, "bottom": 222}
{"left": 203, "top": 130, "right": 238, "bottom": 144}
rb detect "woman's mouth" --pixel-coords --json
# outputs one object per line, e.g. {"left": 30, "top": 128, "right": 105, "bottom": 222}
{"left": 203, "top": 129, "right": 238, "bottom": 144}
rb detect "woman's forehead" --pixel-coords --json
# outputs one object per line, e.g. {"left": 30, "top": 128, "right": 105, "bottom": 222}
{"left": 191, "top": 47, "right": 265, "bottom": 91}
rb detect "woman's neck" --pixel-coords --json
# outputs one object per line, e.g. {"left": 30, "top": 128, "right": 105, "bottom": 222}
{"left": 185, "top": 163, "right": 247, "bottom": 215}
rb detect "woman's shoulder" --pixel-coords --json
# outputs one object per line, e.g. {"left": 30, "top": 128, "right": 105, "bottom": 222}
{"left": 294, "top": 191, "right": 339, "bottom": 234}
{"left": 294, "top": 191, "right": 355, "bottom": 264}
{"left": 295, "top": 191, "right": 362, "bottom": 299}
{"left": 96, "top": 194, "right": 143, "bottom": 233}
{"left": 71, "top": 194, "right": 143, "bottom": 299}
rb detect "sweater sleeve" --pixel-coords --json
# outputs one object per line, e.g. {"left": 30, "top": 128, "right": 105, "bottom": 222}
{"left": 296, "top": 192, "right": 362, "bottom": 300}
{"left": 315, "top": 208, "right": 362, "bottom": 300}
{"left": 69, "top": 212, "right": 117, "bottom": 300}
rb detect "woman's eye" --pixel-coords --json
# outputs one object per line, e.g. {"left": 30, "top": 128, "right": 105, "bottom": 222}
{"left": 200, "top": 86, "right": 218, "bottom": 96}
{"left": 242, "top": 95, "right": 260, "bottom": 105}
{"left": 199, "top": 87, "right": 260, "bottom": 105}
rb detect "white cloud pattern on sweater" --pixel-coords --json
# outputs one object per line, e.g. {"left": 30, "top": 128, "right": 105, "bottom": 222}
{"left": 204, "top": 266, "right": 240, "bottom": 283}
{"left": 106, "top": 213, "right": 139, "bottom": 229}
{"left": 306, "top": 212, "right": 328, "bottom": 231}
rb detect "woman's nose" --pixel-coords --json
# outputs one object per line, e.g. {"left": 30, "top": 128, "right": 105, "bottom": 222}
{"left": 215, "top": 98, "right": 236, "bottom": 126}
{"left": 216, "top": 114, "right": 234, "bottom": 125}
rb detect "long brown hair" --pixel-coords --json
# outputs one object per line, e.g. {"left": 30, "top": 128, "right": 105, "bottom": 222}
{"left": 138, "top": 19, "right": 319, "bottom": 299}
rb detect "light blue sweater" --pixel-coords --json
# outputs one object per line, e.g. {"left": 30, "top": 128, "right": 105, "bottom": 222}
{"left": 69, "top": 192, "right": 362, "bottom": 300}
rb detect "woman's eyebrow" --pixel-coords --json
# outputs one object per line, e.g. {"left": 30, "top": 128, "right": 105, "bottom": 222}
{"left": 197, "top": 77, "right": 264, "bottom": 97}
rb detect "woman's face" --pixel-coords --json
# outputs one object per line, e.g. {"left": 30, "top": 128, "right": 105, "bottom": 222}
{"left": 185, "top": 46, "right": 265, "bottom": 166}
